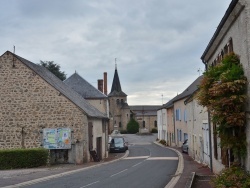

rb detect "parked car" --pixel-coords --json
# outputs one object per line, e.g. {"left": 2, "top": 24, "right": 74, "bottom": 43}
{"left": 109, "top": 136, "right": 128, "bottom": 153}
{"left": 182, "top": 139, "right": 188, "bottom": 153}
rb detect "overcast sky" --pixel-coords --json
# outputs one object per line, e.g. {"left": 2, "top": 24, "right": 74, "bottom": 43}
{"left": 0, "top": 0, "right": 231, "bottom": 105}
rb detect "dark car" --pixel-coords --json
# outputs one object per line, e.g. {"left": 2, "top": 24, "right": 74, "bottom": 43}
{"left": 182, "top": 139, "right": 188, "bottom": 153}
{"left": 109, "top": 136, "right": 128, "bottom": 153}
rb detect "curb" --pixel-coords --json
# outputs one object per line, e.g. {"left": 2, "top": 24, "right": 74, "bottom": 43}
{"left": 153, "top": 142, "right": 184, "bottom": 188}
{"left": 2, "top": 150, "right": 130, "bottom": 188}
{"left": 185, "top": 172, "right": 196, "bottom": 188}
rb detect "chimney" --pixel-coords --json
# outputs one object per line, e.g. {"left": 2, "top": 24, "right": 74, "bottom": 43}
{"left": 104, "top": 72, "right": 107, "bottom": 95}
{"left": 98, "top": 79, "right": 103, "bottom": 93}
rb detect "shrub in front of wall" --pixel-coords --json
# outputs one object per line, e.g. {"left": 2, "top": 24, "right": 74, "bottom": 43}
{"left": 120, "top": 130, "right": 128, "bottom": 134}
{"left": 159, "top": 139, "right": 166, "bottom": 146}
{"left": 0, "top": 148, "right": 48, "bottom": 170}
{"left": 211, "top": 165, "right": 250, "bottom": 188}
{"left": 127, "top": 118, "right": 139, "bottom": 134}
{"left": 151, "top": 128, "right": 158, "bottom": 133}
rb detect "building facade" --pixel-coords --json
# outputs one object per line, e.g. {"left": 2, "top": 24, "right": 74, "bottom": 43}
{"left": 0, "top": 51, "right": 108, "bottom": 163}
{"left": 201, "top": 0, "right": 250, "bottom": 173}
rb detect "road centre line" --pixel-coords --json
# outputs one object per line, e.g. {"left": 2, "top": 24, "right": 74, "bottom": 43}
{"left": 147, "top": 157, "right": 179, "bottom": 160}
{"left": 80, "top": 181, "right": 99, "bottom": 188}
{"left": 132, "top": 161, "right": 143, "bottom": 167}
{"left": 110, "top": 169, "right": 128, "bottom": 177}
{"left": 123, "top": 156, "right": 149, "bottom": 160}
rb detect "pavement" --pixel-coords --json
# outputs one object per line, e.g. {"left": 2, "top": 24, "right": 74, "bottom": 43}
{"left": 0, "top": 143, "right": 214, "bottom": 188}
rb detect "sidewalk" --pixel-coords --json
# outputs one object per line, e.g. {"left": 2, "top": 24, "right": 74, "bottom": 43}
{"left": 172, "top": 146, "right": 214, "bottom": 188}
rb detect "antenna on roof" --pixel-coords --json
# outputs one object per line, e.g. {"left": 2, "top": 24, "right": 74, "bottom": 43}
{"left": 197, "top": 68, "right": 201, "bottom": 76}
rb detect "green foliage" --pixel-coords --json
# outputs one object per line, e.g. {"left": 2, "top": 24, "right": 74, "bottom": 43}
{"left": 126, "top": 118, "right": 139, "bottom": 134}
{"left": 39, "top": 61, "right": 67, "bottom": 81}
{"left": 0, "top": 148, "right": 48, "bottom": 169}
{"left": 120, "top": 130, "right": 128, "bottom": 134}
{"left": 211, "top": 165, "right": 250, "bottom": 188}
{"left": 151, "top": 128, "right": 158, "bottom": 133}
{"left": 159, "top": 139, "right": 166, "bottom": 146}
{"left": 196, "top": 53, "right": 247, "bottom": 157}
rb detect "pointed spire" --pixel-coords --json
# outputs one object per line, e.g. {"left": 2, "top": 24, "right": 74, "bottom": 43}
{"left": 108, "top": 62, "right": 127, "bottom": 97}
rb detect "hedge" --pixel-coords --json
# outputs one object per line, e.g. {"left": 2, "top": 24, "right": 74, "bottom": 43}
{"left": 0, "top": 148, "right": 48, "bottom": 169}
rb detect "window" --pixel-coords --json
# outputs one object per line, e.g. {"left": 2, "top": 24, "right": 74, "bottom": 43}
{"left": 228, "top": 38, "right": 233, "bottom": 53}
{"left": 116, "top": 99, "right": 119, "bottom": 104}
{"left": 184, "top": 109, "right": 187, "bottom": 122}
{"left": 184, "top": 133, "right": 188, "bottom": 141}
{"left": 177, "top": 129, "right": 179, "bottom": 141}
{"left": 179, "top": 130, "right": 182, "bottom": 141}
{"left": 175, "top": 109, "right": 181, "bottom": 121}
{"left": 143, "top": 121, "right": 145, "bottom": 128}
{"left": 154, "top": 121, "right": 157, "bottom": 127}
{"left": 119, "top": 122, "right": 122, "bottom": 128}
{"left": 121, "top": 99, "right": 124, "bottom": 104}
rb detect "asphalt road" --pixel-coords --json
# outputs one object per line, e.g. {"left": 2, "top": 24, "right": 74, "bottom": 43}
{"left": 24, "top": 134, "right": 178, "bottom": 188}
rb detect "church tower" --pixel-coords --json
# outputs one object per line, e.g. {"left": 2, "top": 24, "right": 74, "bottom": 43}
{"left": 108, "top": 65, "right": 130, "bottom": 132}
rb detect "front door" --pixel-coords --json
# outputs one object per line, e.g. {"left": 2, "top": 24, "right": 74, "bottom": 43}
{"left": 88, "top": 122, "right": 93, "bottom": 151}
{"left": 202, "top": 123, "right": 210, "bottom": 166}
{"left": 96, "top": 137, "right": 102, "bottom": 160}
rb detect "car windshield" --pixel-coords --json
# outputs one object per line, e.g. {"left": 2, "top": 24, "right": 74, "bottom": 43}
{"left": 114, "top": 138, "right": 124, "bottom": 147}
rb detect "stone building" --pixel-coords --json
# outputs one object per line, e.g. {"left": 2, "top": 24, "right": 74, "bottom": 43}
{"left": 130, "top": 105, "right": 160, "bottom": 133}
{"left": 108, "top": 66, "right": 130, "bottom": 132}
{"left": 64, "top": 72, "right": 109, "bottom": 159}
{"left": 0, "top": 51, "right": 108, "bottom": 164}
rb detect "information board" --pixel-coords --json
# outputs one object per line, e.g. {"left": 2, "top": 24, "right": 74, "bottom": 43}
{"left": 43, "top": 128, "right": 71, "bottom": 149}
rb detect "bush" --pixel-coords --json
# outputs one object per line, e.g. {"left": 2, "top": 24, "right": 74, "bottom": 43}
{"left": 0, "top": 148, "right": 48, "bottom": 169}
{"left": 151, "top": 128, "right": 158, "bottom": 133}
{"left": 211, "top": 165, "right": 250, "bottom": 188}
{"left": 127, "top": 118, "right": 139, "bottom": 134}
{"left": 120, "top": 130, "right": 128, "bottom": 134}
{"left": 159, "top": 139, "right": 166, "bottom": 146}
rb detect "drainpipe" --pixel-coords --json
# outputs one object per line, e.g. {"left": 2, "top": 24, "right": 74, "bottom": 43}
{"left": 173, "top": 107, "right": 176, "bottom": 146}
{"left": 203, "top": 60, "right": 213, "bottom": 172}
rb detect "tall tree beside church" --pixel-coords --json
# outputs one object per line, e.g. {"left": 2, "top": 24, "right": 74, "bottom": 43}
{"left": 39, "top": 61, "right": 66, "bottom": 81}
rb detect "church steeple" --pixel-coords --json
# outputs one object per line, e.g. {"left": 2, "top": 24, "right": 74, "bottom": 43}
{"left": 108, "top": 63, "right": 127, "bottom": 97}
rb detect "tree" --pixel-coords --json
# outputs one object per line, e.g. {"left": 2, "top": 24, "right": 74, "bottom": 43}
{"left": 39, "top": 61, "right": 66, "bottom": 81}
{"left": 127, "top": 118, "right": 139, "bottom": 134}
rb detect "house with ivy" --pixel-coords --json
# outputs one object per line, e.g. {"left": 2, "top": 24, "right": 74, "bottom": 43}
{"left": 200, "top": 0, "right": 250, "bottom": 174}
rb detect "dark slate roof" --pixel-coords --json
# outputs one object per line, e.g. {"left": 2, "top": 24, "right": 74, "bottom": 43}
{"left": 108, "top": 68, "right": 127, "bottom": 97}
{"left": 161, "top": 76, "right": 203, "bottom": 109}
{"left": 7, "top": 51, "right": 107, "bottom": 119}
{"left": 64, "top": 72, "right": 107, "bottom": 99}
{"left": 130, "top": 105, "right": 161, "bottom": 116}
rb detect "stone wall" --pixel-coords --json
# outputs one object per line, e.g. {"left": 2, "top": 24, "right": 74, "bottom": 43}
{"left": 108, "top": 96, "right": 130, "bottom": 132}
{"left": 0, "top": 52, "right": 88, "bottom": 163}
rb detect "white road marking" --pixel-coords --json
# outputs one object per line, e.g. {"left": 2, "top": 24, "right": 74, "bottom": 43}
{"left": 147, "top": 157, "right": 179, "bottom": 160}
{"left": 129, "top": 142, "right": 152, "bottom": 145}
{"left": 132, "top": 162, "right": 143, "bottom": 167}
{"left": 110, "top": 169, "right": 128, "bottom": 177}
{"left": 80, "top": 181, "right": 99, "bottom": 188}
{"left": 123, "top": 156, "right": 149, "bottom": 160}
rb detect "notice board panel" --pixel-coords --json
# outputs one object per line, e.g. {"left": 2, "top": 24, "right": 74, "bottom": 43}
{"left": 43, "top": 128, "right": 71, "bottom": 149}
